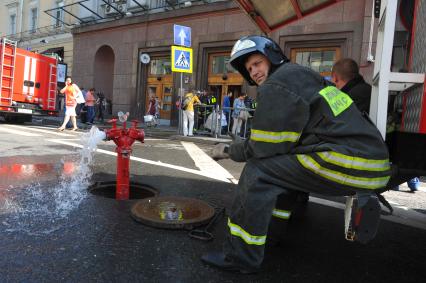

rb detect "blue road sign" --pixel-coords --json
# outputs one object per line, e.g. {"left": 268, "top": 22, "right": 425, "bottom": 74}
{"left": 173, "top": 24, "right": 191, "bottom": 47}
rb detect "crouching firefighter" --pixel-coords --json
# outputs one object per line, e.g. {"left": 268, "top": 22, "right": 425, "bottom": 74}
{"left": 201, "top": 35, "right": 391, "bottom": 274}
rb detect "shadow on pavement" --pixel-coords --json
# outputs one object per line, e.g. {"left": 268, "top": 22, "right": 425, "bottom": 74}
{"left": 1, "top": 174, "right": 425, "bottom": 282}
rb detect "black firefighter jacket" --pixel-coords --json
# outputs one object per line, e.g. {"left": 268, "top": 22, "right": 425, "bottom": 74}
{"left": 229, "top": 63, "right": 391, "bottom": 191}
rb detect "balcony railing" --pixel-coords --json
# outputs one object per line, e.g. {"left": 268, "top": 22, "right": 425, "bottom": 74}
{"left": 2, "top": 24, "right": 72, "bottom": 43}
{"left": 43, "top": 0, "right": 227, "bottom": 27}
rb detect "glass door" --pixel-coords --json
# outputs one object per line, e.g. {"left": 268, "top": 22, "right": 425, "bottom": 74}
{"left": 145, "top": 55, "right": 173, "bottom": 124}
{"left": 207, "top": 52, "right": 244, "bottom": 106}
{"left": 146, "top": 85, "right": 159, "bottom": 115}
{"left": 161, "top": 85, "right": 172, "bottom": 120}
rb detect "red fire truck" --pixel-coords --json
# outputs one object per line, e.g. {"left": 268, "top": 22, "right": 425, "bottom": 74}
{"left": 0, "top": 38, "right": 58, "bottom": 123}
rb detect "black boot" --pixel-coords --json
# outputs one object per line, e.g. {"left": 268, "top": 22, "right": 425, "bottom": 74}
{"left": 201, "top": 251, "right": 258, "bottom": 274}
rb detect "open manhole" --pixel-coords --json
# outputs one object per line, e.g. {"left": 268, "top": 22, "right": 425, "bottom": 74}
{"left": 88, "top": 181, "right": 158, "bottom": 199}
{"left": 131, "top": 196, "right": 215, "bottom": 230}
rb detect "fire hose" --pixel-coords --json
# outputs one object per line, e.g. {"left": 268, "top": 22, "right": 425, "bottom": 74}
{"left": 188, "top": 207, "right": 225, "bottom": 241}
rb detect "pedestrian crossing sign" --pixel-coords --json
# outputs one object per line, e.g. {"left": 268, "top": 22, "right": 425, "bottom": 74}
{"left": 171, "top": 45, "right": 193, "bottom": 73}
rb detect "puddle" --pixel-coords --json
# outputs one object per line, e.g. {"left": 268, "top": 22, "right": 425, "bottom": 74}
{"left": 0, "top": 126, "right": 106, "bottom": 235}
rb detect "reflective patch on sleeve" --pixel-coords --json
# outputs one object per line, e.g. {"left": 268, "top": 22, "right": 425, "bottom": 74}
{"left": 319, "top": 86, "right": 353, "bottom": 116}
{"left": 251, "top": 129, "right": 300, "bottom": 143}
{"left": 297, "top": 154, "right": 390, "bottom": 189}
{"left": 227, "top": 218, "right": 266, "bottom": 245}
{"left": 272, "top": 208, "right": 291, "bottom": 220}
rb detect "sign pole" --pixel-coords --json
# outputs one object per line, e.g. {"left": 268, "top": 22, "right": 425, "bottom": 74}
{"left": 178, "top": 73, "right": 183, "bottom": 135}
{"left": 172, "top": 24, "right": 192, "bottom": 135}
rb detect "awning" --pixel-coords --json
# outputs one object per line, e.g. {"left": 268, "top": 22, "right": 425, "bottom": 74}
{"left": 234, "top": 0, "right": 342, "bottom": 34}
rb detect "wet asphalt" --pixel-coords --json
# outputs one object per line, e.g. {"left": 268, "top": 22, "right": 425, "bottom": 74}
{"left": 0, "top": 121, "right": 426, "bottom": 282}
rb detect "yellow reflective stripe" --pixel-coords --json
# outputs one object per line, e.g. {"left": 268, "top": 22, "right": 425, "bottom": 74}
{"left": 319, "top": 86, "right": 353, "bottom": 116}
{"left": 317, "top": 152, "right": 390, "bottom": 172}
{"left": 272, "top": 208, "right": 291, "bottom": 219}
{"left": 227, "top": 218, "right": 266, "bottom": 245}
{"left": 297, "top": 154, "right": 390, "bottom": 189}
{"left": 251, "top": 129, "right": 300, "bottom": 143}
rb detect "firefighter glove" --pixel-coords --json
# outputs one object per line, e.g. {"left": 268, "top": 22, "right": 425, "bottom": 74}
{"left": 229, "top": 133, "right": 242, "bottom": 143}
{"left": 211, "top": 143, "right": 230, "bottom": 160}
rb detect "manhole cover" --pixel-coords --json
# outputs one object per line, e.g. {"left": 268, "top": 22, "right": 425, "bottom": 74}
{"left": 131, "top": 196, "right": 215, "bottom": 230}
{"left": 88, "top": 181, "right": 158, "bottom": 199}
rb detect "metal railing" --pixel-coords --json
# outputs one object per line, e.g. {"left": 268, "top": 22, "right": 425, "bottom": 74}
{"left": 1, "top": 24, "right": 71, "bottom": 44}
{"left": 192, "top": 104, "right": 255, "bottom": 139}
{"left": 41, "top": 0, "right": 228, "bottom": 28}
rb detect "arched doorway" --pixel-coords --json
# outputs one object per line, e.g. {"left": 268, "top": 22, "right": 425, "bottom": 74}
{"left": 94, "top": 45, "right": 115, "bottom": 116}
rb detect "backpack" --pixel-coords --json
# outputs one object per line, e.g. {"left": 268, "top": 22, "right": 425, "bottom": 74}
{"left": 181, "top": 94, "right": 192, "bottom": 110}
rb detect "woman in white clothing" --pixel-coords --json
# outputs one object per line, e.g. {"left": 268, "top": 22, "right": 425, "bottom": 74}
{"left": 58, "top": 76, "right": 81, "bottom": 131}
{"left": 231, "top": 93, "right": 246, "bottom": 135}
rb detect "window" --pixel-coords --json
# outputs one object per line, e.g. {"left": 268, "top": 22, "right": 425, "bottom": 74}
{"left": 149, "top": 58, "right": 172, "bottom": 75}
{"left": 30, "top": 8, "right": 38, "bottom": 33}
{"left": 154, "top": 0, "right": 166, "bottom": 9}
{"left": 290, "top": 47, "right": 341, "bottom": 77}
{"left": 10, "top": 14, "right": 16, "bottom": 35}
{"left": 391, "top": 31, "right": 410, "bottom": 72}
{"left": 210, "top": 54, "right": 238, "bottom": 75}
{"left": 24, "top": 80, "right": 35, "bottom": 87}
{"left": 55, "top": 1, "right": 64, "bottom": 27}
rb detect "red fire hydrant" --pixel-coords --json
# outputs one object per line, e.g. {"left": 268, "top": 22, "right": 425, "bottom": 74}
{"left": 104, "top": 118, "right": 144, "bottom": 200}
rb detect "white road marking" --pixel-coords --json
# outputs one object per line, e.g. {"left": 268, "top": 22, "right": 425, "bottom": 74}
{"left": 181, "top": 141, "right": 238, "bottom": 184}
{"left": 46, "top": 139, "right": 233, "bottom": 183}
{"left": 310, "top": 196, "right": 426, "bottom": 230}
{"left": 144, "top": 138, "right": 166, "bottom": 141}
{"left": 4, "top": 125, "right": 74, "bottom": 137}
{"left": 0, "top": 126, "right": 41, "bottom": 136}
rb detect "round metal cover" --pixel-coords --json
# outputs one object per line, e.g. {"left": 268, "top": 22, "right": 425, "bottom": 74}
{"left": 131, "top": 196, "right": 215, "bottom": 230}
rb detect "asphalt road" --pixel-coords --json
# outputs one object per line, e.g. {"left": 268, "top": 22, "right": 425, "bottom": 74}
{"left": 0, "top": 121, "right": 425, "bottom": 282}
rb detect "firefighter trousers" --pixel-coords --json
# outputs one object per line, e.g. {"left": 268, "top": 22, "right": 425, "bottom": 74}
{"left": 223, "top": 153, "right": 357, "bottom": 269}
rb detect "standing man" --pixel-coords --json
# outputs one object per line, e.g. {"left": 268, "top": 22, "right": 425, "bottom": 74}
{"left": 85, "top": 88, "right": 96, "bottom": 124}
{"left": 203, "top": 36, "right": 391, "bottom": 273}
{"left": 96, "top": 92, "right": 105, "bottom": 123}
{"left": 331, "top": 58, "right": 371, "bottom": 113}
{"left": 182, "top": 90, "right": 201, "bottom": 137}
{"left": 222, "top": 91, "right": 232, "bottom": 132}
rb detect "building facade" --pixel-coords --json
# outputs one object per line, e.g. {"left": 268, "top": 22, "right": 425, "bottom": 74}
{"left": 69, "top": 0, "right": 372, "bottom": 125}
{"left": 72, "top": 1, "right": 254, "bottom": 124}
{"left": 0, "top": 0, "right": 76, "bottom": 76}
{"left": 1, "top": 0, "right": 418, "bottom": 128}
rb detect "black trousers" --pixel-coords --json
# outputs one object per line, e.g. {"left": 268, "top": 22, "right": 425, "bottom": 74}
{"left": 223, "top": 154, "right": 358, "bottom": 268}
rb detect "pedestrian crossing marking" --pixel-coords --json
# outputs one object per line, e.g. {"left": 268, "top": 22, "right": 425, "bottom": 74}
{"left": 5, "top": 125, "right": 74, "bottom": 137}
{"left": 175, "top": 51, "right": 190, "bottom": 68}
{"left": 171, "top": 45, "right": 193, "bottom": 73}
{"left": 180, "top": 141, "right": 238, "bottom": 184}
{"left": 0, "top": 126, "right": 41, "bottom": 136}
